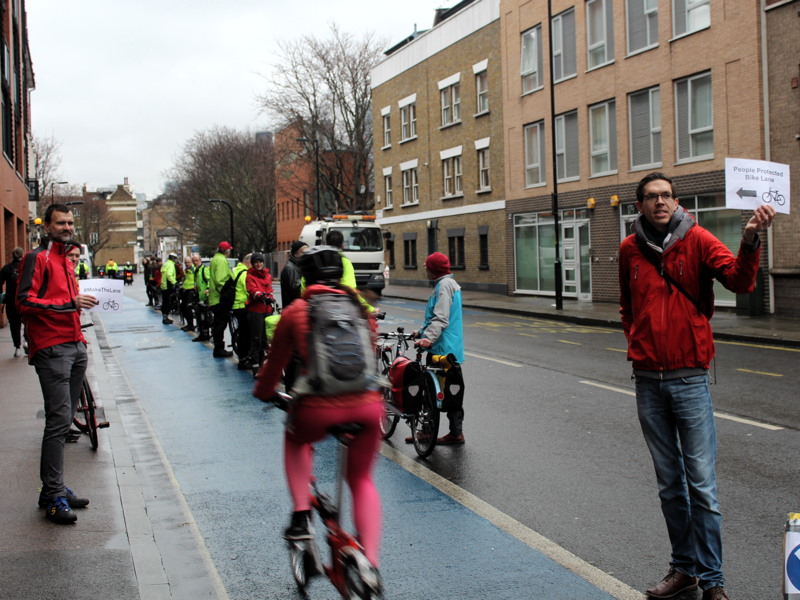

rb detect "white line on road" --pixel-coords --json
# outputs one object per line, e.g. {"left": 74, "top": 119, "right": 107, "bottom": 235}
{"left": 464, "top": 351, "right": 524, "bottom": 367}
{"left": 579, "top": 381, "right": 785, "bottom": 431}
{"left": 380, "top": 445, "right": 645, "bottom": 600}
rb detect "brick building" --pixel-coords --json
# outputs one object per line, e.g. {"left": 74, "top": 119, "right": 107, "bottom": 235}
{"left": 0, "top": 0, "right": 34, "bottom": 328}
{"left": 371, "top": 0, "right": 507, "bottom": 293}
{"left": 92, "top": 179, "right": 139, "bottom": 272}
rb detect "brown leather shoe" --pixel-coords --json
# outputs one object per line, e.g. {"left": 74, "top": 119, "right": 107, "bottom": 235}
{"left": 701, "top": 587, "right": 729, "bottom": 600}
{"left": 436, "top": 433, "right": 465, "bottom": 445}
{"left": 645, "top": 568, "right": 698, "bottom": 598}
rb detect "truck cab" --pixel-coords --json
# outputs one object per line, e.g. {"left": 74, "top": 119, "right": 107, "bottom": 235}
{"left": 299, "top": 214, "right": 385, "bottom": 294}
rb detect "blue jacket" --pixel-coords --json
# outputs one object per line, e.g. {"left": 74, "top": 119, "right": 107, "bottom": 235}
{"left": 420, "top": 274, "right": 464, "bottom": 364}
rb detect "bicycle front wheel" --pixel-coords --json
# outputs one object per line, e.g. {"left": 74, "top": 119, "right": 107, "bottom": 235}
{"left": 379, "top": 398, "right": 399, "bottom": 440}
{"left": 411, "top": 375, "right": 439, "bottom": 458}
{"left": 74, "top": 379, "right": 99, "bottom": 451}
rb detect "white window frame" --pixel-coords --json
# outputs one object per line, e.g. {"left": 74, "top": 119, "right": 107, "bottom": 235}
{"left": 520, "top": 25, "right": 543, "bottom": 94}
{"left": 440, "top": 146, "right": 463, "bottom": 198}
{"left": 438, "top": 73, "right": 461, "bottom": 127}
{"left": 477, "top": 147, "right": 490, "bottom": 191}
{"left": 587, "top": 0, "right": 614, "bottom": 70}
{"left": 524, "top": 121, "right": 545, "bottom": 187}
{"left": 626, "top": 0, "right": 658, "bottom": 55}
{"left": 474, "top": 63, "right": 489, "bottom": 115}
{"left": 628, "top": 86, "right": 661, "bottom": 169}
{"left": 552, "top": 8, "right": 577, "bottom": 83}
{"left": 673, "top": 0, "right": 710, "bottom": 38}
{"left": 675, "top": 71, "right": 713, "bottom": 162}
{"left": 398, "top": 94, "right": 417, "bottom": 141}
{"left": 400, "top": 159, "right": 419, "bottom": 206}
{"left": 383, "top": 166, "right": 393, "bottom": 209}
{"left": 589, "top": 99, "right": 617, "bottom": 176}
{"left": 555, "top": 110, "right": 580, "bottom": 182}
{"left": 381, "top": 106, "right": 391, "bottom": 148}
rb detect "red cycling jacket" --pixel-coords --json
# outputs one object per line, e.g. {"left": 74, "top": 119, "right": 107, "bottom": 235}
{"left": 619, "top": 208, "right": 760, "bottom": 373}
{"left": 245, "top": 267, "right": 274, "bottom": 313}
{"left": 16, "top": 239, "right": 85, "bottom": 360}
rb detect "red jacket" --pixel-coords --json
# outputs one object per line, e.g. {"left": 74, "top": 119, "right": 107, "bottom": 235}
{"left": 245, "top": 267, "right": 274, "bottom": 313}
{"left": 16, "top": 239, "right": 85, "bottom": 360}
{"left": 619, "top": 208, "right": 760, "bottom": 373}
{"left": 253, "top": 285, "right": 379, "bottom": 408}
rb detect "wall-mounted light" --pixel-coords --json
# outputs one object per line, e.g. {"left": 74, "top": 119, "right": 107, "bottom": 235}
{"left": 586, "top": 197, "right": 596, "bottom": 209}
{"left": 609, "top": 194, "right": 620, "bottom": 207}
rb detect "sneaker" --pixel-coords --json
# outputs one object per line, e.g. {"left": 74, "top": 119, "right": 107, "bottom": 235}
{"left": 39, "top": 487, "right": 90, "bottom": 509}
{"left": 45, "top": 496, "right": 77, "bottom": 524}
{"left": 213, "top": 349, "right": 233, "bottom": 358}
{"left": 13, "top": 347, "right": 22, "bottom": 358}
{"left": 436, "top": 433, "right": 465, "bottom": 445}
{"left": 284, "top": 510, "right": 312, "bottom": 540}
{"left": 192, "top": 335, "right": 211, "bottom": 342}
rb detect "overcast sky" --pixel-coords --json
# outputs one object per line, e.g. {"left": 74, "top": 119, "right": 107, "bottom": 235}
{"left": 26, "top": 0, "right": 447, "bottom": 199}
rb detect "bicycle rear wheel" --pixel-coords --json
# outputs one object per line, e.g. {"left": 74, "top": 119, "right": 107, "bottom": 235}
{"left": 379, "top": 395, "right": 399, "bottom": 440}
{"left": 411, "top": 375, "right": 439, "bottom": 458}
{"left": 73, "top": 379, "right": 99, "bottom": 451}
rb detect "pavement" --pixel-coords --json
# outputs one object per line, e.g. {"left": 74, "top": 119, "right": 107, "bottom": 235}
{"left": 1, "top": 281, "right": 797, "bottom": 600}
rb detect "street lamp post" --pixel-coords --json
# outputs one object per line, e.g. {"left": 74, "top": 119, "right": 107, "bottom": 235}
{"left": 296, "top": 136, "right": 321, "bottom": 218}
{"left": 208, "top": 198, "right": 234, "bottom": 251}
{"left": 50, "top": 181, "right": 68, "bottom": 205}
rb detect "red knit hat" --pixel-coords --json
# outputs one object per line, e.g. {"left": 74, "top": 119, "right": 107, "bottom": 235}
{"left": 425, "top": 252, "right": 451, "bottom": 278}
{"left": 218, "top": 241, "right": 233, "bottom": 251}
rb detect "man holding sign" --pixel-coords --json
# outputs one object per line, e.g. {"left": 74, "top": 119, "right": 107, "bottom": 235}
{"left": 17, "top": 204, "right": 98, "bottom": 525}
{"left": 619, "top": 173, "right": 775, "bottom": 600}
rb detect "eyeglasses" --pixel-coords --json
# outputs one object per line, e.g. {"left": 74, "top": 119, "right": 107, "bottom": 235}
{"left": 642, "top": 191, "right": 674, "bottom": 202}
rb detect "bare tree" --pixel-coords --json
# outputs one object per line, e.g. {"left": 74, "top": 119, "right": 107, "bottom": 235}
{"left": 167, "top": 127, "right": 277, "bottom": 257}
{"left": 258, "top": 24, "right": 385, "bottom": 215}
{"left": 31, "top": 133, "right": 65, "bottom": 205}
{"left": 74, "top": 192, "right": 115, "bottom": 256}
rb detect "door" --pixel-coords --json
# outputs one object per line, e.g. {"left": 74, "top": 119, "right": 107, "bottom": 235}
{"left": 561, "top": 221, "right": 591, "bottom": 300}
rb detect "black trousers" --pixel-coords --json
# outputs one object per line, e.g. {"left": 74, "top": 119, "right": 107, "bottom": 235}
{"left": 180, "top": 289, "right": 196, "bottom": 327}
{"left": 233, "top": 308, "right": 250, "bottom": 359}
{"left": 211, "top": 304, "right": 230, "bottom": 351}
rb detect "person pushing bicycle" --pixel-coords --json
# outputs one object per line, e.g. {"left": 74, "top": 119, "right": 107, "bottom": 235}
{"left": 252, "top": 246, "right": 384, "bottom": 581}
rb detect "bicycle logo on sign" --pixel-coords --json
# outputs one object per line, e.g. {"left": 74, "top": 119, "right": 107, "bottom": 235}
{"left": 103, "top": 299, "right": 120, "bottom": 311}
{"left": 762, "top": 187, "right": 786, "bottom": 206}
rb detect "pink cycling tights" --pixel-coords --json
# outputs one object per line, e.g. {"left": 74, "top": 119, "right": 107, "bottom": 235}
{"left": 284, "top": 401, "right": 383, "bottom": 566}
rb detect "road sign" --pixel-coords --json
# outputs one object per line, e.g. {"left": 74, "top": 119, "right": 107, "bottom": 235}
{"left": 726, "top": 157, "right": 791, "bottom": 215}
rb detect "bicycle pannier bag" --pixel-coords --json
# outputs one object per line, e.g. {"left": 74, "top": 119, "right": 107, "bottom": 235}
{"left": 388, "top": 356, "right": 423, "bottom": 414}
{"left": 293, "top": 292, "right": 376, "bottom": 396}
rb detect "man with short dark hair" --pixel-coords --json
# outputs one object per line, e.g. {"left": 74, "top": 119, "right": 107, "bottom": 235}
{"left": 280, "top": 241, "right": 307, "bottom": 308}
{"left": 17, "top": 204, "right": 99, "bottom": 524}
{"left": 619, "top": 172, "right": 775, "bottom": 600}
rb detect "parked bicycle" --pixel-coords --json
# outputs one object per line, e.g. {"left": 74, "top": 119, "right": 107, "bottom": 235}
{"left": 376, "top": 327, "right": 445, "bottom": 458}
{"left": 71, "top": 323, "right": 110, "bottom": 450}
{"left": 271, "top": 392, "right": 384, "bottom": 600}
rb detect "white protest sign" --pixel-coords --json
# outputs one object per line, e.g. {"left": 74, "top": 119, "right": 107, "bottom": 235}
{"left": 725, "top": 157, "right": 791, "bottom": 214}
{"left": 79, "top": 278, "right": 124, "bottom": 313}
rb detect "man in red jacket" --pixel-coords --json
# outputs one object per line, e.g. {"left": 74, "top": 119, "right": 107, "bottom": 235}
{"left": 17, "top": 204, "right": 98, "bottom": 524}
{"left": 619, "top": 173, "right": 775, "bottom": 600}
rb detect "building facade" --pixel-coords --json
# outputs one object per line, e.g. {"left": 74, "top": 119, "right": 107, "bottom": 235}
{"left": 92, "top": 179, "right": 139, "bottom": 271}
{"left": 372, "top": 0, "right": 508, "bottom": 293}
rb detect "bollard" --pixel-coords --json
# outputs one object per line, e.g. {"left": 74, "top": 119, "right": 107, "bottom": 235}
{"left": 785, "top": 513, "right": 800, "bottom": 599}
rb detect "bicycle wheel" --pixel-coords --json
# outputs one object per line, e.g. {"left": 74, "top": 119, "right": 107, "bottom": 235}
{"left": 411, "top": 375, "right": 439, "bottom": 458}
{"left": 377, "top": 349, "right": 399, "bottom": 439}
{"left": 343, "top": 552, "right": 383, "bottom": 600}
{"left": 73, "top": 379, "right": 99, "bottom": 451}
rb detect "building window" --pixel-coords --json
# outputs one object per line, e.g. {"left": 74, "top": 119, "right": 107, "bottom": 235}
{"left": 403, "top": 233, "right": 417, "bottom": 269}
{"left": 440, "top": 82, "right": 461, "bottom": 127}
{"left": 524, "top": 121, "right": 545, "bottom": 187}
{"left": 447, "top": 229, "right": 465, "bottom": 269}
{"left": 555, "top": 111, "right": 579, "bottom": 181}
{"left": 478, "top": 148, "right": 490, "bottom": 190}
{"left": 589, "top": 99, "right": 616, "bottom": 176}
{"left": 384, "top": 174, "right": 393, "bottom": 209}
{"left": 442, "top": 156, "right": 463, "bottom": 197}
{"left": 382, "top": 113, "right": 391, "bottom": 147}
{"left": 387, "top": 235, "right": 396, "bottom": 269}
{"left": 626, "top": 0, "right": 658, "bottom": 54}
{"left": 478, "top": 226, "right": 489, "bottom": 270}
{"left": 521, "top": 25, "right": 543, "bottom": 94}
{"left": 587, "top": 0, "right": 614, "bottom": 69}
{"left": 552, "top": 8, "right": 577, "bottom": 82}
{"left": 675, "top": 71, "right": 713, "bottom": 161}
{"left": 476, "top": 70, "right": 489, "bottom": 114}
{"left": 628, "top": 86, "right": 661, "bottom": 168}
{"left": 673, "top": 0, "right": 710, "bottom": 37}
{"left": 402, "top": 167, "right": 419, "bottom": 205}
{"left": 400, "top": 103, "right": 417, "bottom": 140}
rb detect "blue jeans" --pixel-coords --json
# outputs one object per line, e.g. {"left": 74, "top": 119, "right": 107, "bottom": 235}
{"left": 635, "top": 374, "right": 723, "bottom": 590}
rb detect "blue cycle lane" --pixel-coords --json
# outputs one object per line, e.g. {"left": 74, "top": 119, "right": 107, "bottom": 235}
{"left": 97, "top": 289, "right": 637, "bottom": 600}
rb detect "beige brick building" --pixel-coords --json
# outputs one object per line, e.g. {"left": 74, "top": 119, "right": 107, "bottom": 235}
{"left": 500, "top": 0, "right": 797, "bottom": 314}
{"left": 371, "top": 0, "right": 507, "bottom": 293}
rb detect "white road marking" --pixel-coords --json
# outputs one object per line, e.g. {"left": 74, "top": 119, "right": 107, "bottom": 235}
{"left": 464, "top": 351, "right": 524, "bottom": 367}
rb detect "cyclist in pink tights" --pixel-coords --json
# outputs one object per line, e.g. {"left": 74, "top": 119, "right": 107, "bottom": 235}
{"left": 252, "top": 246, "right": 383, "bottom": 570}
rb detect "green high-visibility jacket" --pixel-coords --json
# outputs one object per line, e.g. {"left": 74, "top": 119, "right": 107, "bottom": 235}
{"left": 208, "top": 252, "right": 232, "bottom": 307}
{"left": 160, "top": 259, "right": 177, "bottom": 290}
{"left": 195, "top": 265, "right": 210, "bottom": 301}
{"left": 232, "top": 263, "right": 249, "bottom": 310}
{"left": 182, "top": 266, "right": 196, "bottom": 290}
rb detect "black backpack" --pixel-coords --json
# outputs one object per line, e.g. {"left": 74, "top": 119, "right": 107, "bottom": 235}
{"left": 293, "top": 292, "right": 376, "bottom": 396}
{"left": 218, "top": 270, "right": 245, "bottom": 311}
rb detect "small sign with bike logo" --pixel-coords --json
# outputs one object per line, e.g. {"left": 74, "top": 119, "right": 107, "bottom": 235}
{"left": 79, "top": 278, "right": 124, "bottom": 313}
{"left": 725, "top": 157, "right": 791, "bottom": 215}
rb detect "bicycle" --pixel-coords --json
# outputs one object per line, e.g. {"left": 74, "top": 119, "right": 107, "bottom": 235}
{"left": 762, "top": 187, "right": 786, "bottom": 206}
{"left": 102, "top": 299, "right": 119, "bottom": 311}
{"left": 71, "top": 323, "right": 110, "bottom": 450}
{"left": 376, "top": 327, "right": 443, "bottom": 458}
{"left": 272, "top": 393, "right": 384, "bottom": 600}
